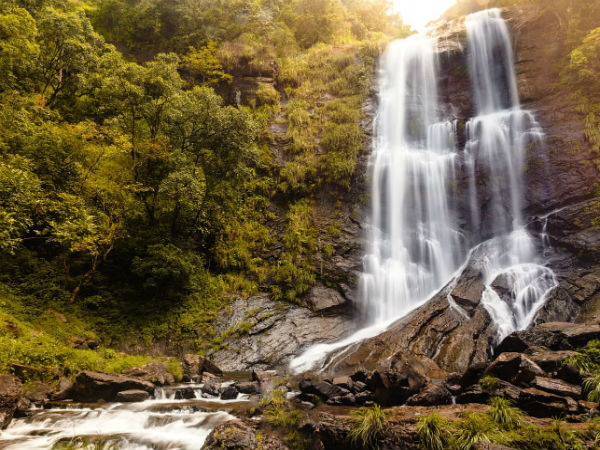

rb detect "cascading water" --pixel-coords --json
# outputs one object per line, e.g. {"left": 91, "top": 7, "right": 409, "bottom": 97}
{"left": 290, "top": 8, "right": 557, "bottom": 373}
{"left": 464, "top": 9, "right": 557, "bottom": 342}
{"left": 0, "top": 384, "right": 243, "bottom": 450}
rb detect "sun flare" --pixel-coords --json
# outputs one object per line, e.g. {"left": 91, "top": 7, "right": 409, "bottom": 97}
{"left": 393, "top": 0, "right": 458, "bottom": 30}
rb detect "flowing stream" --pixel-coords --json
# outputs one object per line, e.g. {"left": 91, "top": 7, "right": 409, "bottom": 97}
{"left": 0, "top": 384, "right": 246, "bottom": 450}
{"left": 290, "top": 9, "right": 557, "bottom": 373}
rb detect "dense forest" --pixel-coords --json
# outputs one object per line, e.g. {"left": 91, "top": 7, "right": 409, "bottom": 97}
{"left": 0, "top": 0, "right": 406, "bottom": 373}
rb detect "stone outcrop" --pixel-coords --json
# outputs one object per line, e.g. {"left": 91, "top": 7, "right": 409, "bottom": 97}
{"left": 202, "top": 419, "right": 290, "bottom": 450}
{"left": 0, "top": 375, "right": 22, "bottom": 429}
{"left": 59, "top": 371, "right": 155, "bottom": 402}
{"left": 181, "top": 354, "right": 222, "bottom": 381}
{"left": 210, "top": 294, "right": 354, "bottom": 371}
{"left": 123, "top": 361, "right": 175, "bottom": 386}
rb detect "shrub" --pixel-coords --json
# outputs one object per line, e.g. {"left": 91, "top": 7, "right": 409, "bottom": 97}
{"left": 478, "top": 375, "right": 500, "bottom": 392}
{"left": 164, "top": 358, "right": 183, "bottom": 382}
{"left": 488, "top": 397, "right": 522, "bottom": 430}
{"left": 416, "top": 412, "right": 449, "bottom": 450}
{"left": 455, "top": 413, "right": 493, "bottom": 450}
{"left": 348, "top": 403, "right": 387, "bottom": 449}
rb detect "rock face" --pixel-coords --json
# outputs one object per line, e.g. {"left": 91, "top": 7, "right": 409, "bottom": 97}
{"left": 61, "top": 371, "right": 155, "bottom": 402}
{"left": 115, "top": 389, "right": 150, "bottom": 402}
{"left": 306, "top": 286, "right": 347, "bottom": 313}
{"left": 210, "top": 294, "right": 354, "bottom": 371}
{"left": 0, "top": 375, "right": 22, "bottom": 429}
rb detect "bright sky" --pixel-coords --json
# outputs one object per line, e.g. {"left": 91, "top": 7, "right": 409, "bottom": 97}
{"left": 393, "top": 0, "right": 458, "bottom": 30}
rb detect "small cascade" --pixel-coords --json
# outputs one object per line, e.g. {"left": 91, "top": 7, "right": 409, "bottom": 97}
{"left": 0, "top": 383, "right": 246, "bottom": 450}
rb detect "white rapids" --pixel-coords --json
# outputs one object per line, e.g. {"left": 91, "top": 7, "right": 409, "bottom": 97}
{"left": 0, "top": 384, "right": 245, "bottom": 450}
{"left": 290, "top": 8, "right": 558, "bottom": 373}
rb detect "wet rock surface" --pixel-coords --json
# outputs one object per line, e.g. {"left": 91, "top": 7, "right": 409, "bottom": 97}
{"left": 0, "top": 375, "right": 22, "bottom": 429}
{"left": 122, "top": 361, "right": 175, "bottom": 386}
{"left": 209, "top": 294, "right": 354, "bottom": 371}
{"left": 60, "top": 371, "right": 155, "bottom": 403}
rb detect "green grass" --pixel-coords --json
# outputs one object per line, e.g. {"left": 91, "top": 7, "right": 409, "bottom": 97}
{"left": 488, "top": 397, "right": 522, "bottom": 430}
{"left": 417, "top": 413, "right": 450, "bottom": 450}
{"left": 348, "top": 403, "right": 388, "bottom": 450}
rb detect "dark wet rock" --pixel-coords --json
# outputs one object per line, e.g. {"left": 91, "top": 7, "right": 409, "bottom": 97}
{"left": 306, "top": 286, "right": 347, "bottom": 313}
{"left": 252, "top": 369, "right": 277, "bottom": 385}
{"left": 23, "top": 381, "right": 53, "bottom": 403}
{"left": 449, "top": 266, "right": 486, "bottom": 314}
{"left": 525, "top": 347, "right": 577, "bottom": 372}
{"left": 174, "top": 387, "right": 196, "bottom": 400}
{"left": 123, "top": 361, "right": 175, "bottom": 386}
{"left": 530, "top": 376, "right": 581, "bottom": 399}
{"left": 332, "top": 376, "right": 353, "bottom": 391}
{"left": 202, "top": 419, "right": 290, "bottom": 450}
{"left": 0, "top": 375, "right": 22, "bottom": 429}
{"left": 497, "top": 322, "right": 600, "bottom": 354}
{"left": 299, "top": 377, "right": 350, "bottom": 402}
{"left": 235, "top": 381, "right": 260, "bottom": 395}
{"left": 14, "top": 396, "right": 31, "bottom": 418}
{"left": 115, "top": 389, "right": 150, "bottom": 402}
{"left": 556, "top": 364, "right": 583, "bottom": 385}
{"left": 52, "top": 377, "right": 73, "bottom": 401}
{"left": 406, "top": 383, "right": 452, "bottom": 406}
{"left": 365, "top": 369, "right": 426, "bottom": 406}
{"left": 202, "top": 379, "right": 222, "bottom": 397}
{"left": 486, "top": 352, "right": 545, "bottom": 386}
{"left": 456, "top": 385, "right": 489, "bottom": 404}
{"left": 220, "top": 385, "right": 238, "bottom": 400}
{"left": 209, "top": 294, "right": 354, "bottom": 371}
{"left": 517, "top": 387, "right": 578, "bottom": 417}
{"left": 182, "top": 354, "right": 222, "bottom": 381}
{"left": 62, "top": 371, "right": 154, "bottom": 402}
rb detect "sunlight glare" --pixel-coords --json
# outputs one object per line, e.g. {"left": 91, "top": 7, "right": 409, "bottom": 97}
{"left": 393, "top": 0, "right": 458, "bottom": 30}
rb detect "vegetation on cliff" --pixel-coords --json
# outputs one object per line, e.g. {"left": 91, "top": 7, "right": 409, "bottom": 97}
{"left": 0, "top": 0, "right": 406, "bottom": 378}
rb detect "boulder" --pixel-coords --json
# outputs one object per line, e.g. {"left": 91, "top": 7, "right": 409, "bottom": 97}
{"left": 0, "top": 375, "right": 22, "bottom": 429}
{"left": 63, "top": 371, "right": 154, "bottom": 402}
{"left": 332, "top": 376, "right": 353, "bottom": 391}
{"left": 306, "top": 287, "right": 346, "bottom": 313}
{"left": 201, "top": 379, "right": 221, "bottom": 397}
{"left": 123, "top": 361, "right": 175, "bottom": 386}
{"left": 115, "top": 389, "right": 150, "bottom": 402}
{"left": 235, "top": 381, "right": 260, "bottom": 395}
{"left": 202, "top": 419, "right": 290, "bottom": 450}
{"left": 182, "top": 354, "right": 222, "bottom": 381}
{"left": 174, "top": 387, "right": 196, "bottom": 400}
{"left": 530, "top": 376, "right": 581, "bottom": 399}
{"left": 517, "top": 387, "right": 577, "bottom": 417}
{"left": 497, "top": 323, "right": 600, "bottom": 354}
{"left": 486, "top": 353, "right": 545, "bottom": 386}
{"left": 23, "top": 381, "right": 53, "bottom": 403}
{"left": 52, "top": 377, "right": 73, "bottom": 401}
{"left": 525, "top": 347, "right": 577, "bottom": 372}
{"left": 14, "top": 396, "right": 31, "bottom": 418}
{"left": 299, "top": 378, "right": 349, "bottom": 402}
{"left": 365, "top": 370, "right": 426, "bottom": 406}
{"left": 220, "top": 385, "right": 238, "bottom": 400}
{"left": 406, "top": 383, "right": 452, "bottom": 406}
{"left": 252, "top": 370, "right": 278, "bottom": 385}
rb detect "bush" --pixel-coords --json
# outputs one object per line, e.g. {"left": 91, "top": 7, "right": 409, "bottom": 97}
{"left": 455, "top": 413, "right": 493, "bottom": 450}
{"left": 478, "top": 375, "right": 500, "bottom": 392}
{"left": 348, "top": 404, "right": 387, "bottom": 449}
{"left": 164, "top": 358, "right": 183, "bottom": 382}
{"left": 417, "top": 413, "right": 449, "bottom": 450}
{"left": 488, "top": 397, "right": 522, "bottom": 430}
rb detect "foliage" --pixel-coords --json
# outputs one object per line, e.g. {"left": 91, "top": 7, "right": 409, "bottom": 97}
{"left": 478, "top": 375, "right": 500, "bottom": 392}
{"left": 417, "top": 413, "right": 450, "bottom": 450}
{"left": 455, "top": 413, "right": 492, "bottom": 450}
{"left": 348, "top": 403, "right": 388, "bottom": 449}
{"left": 488, "top": 397, "right": 522, "bottom": 430}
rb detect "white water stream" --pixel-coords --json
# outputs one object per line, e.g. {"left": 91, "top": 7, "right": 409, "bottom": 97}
{"left": 0, "top": 384, "right": 245, "bottom": 450}
{"left": 290, "top": 9, "right": 558, "bottom": 373}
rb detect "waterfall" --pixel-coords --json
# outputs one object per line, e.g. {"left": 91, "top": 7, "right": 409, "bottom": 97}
{"left": 290, "top": 8, "right": 557, "bottom": 373}
{"left": 358, "top": 35, "right": 465, "bottom": 324}
{"left": 464, "top": 9, "right": 557, "bottom": 342}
